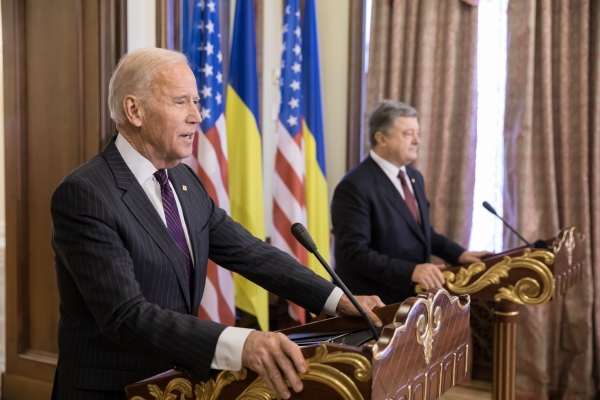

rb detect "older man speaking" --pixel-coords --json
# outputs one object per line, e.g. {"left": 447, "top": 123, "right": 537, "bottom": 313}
{"left": 50, "top": 48, "right": 383, "bottom": 400}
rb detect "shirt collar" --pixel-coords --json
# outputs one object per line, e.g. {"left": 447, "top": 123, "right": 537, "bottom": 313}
{"left": 115, "top": 133, "right": 160, "bottom": 185}
{"left": 370, "top": 149, "right": 407, "bottom": 178}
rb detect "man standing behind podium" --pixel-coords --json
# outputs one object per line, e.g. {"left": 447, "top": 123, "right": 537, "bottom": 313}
{"left": 50, "top": 48, "right": 383, "bottom": 400}
{"left": 331, "top": 100, "right": 489, "bottom": 305}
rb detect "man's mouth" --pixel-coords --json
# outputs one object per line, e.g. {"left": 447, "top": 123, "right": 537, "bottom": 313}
{"left": 182, "top": 133, "right": 194, "bottom": 139}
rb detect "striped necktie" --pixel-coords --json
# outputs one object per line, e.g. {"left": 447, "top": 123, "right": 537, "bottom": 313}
{"left": 154, "top": 169, "right": 193, "bottom": 286}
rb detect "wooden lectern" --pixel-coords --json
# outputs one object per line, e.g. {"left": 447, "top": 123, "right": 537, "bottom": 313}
{"left": 420, "top": 227, "right": 585, "bottom": 400}
{"left": 125, "top": 289, "right": 470, "bottom": 400}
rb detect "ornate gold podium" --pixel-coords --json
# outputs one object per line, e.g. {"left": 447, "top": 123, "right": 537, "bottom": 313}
{"left": 125, "top": 289, "right": 471, "bottom": 400}
{"left": 422, "top": 227, "right": 585, "bottom": 400}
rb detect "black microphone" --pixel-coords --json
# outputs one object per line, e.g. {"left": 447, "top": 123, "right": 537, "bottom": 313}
{"left": 482, "top": 201, "right": 534, "bottom": 247}
{"left": 291, "top": 223, "right": 380, "bottom": 340}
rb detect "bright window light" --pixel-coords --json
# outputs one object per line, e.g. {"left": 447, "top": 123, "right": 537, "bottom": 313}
{"left": 469, "top": 0, "right": 508, "bottom": 252}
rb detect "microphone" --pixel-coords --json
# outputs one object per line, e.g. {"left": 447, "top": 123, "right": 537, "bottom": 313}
{"left": 482, "top": 201, "right": 534, "bottom": 247}
{"left": 291, "top": 223, "right": 380, "bottom": 340}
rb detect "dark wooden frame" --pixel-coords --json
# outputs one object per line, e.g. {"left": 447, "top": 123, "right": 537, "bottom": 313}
{"left": 2, "top": 0, "right": 127, "bottom": 397}
{"left": 346, "top": 0, "right": 368, "bottom": 170}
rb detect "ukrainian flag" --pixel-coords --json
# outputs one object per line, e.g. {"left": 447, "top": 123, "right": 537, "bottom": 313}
{"left": 302, "top": 0, "right": 330, "bottom": 280}
{"left": 226, "top": 0, "right": 269, "bottom": 331}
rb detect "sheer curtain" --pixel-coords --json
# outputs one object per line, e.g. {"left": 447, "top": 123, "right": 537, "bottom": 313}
{"left": 468, "top": 0, "right": 508, "bottom": 252}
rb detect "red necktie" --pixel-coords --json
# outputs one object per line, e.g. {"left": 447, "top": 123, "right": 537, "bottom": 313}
{"left": 398, "top": 170, "right": 421, "bottom": 225}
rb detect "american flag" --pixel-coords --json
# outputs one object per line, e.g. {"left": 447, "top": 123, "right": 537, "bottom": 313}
{"left": 184, "top": 0, "right": 235, "bottom": 326}
{"left": 272, "top": 0, "right": 308, "bottom": 324}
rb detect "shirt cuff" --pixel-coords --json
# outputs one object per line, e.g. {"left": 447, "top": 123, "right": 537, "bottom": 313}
{"left": 323, "top": 287, "right": 345, "bottom": 316}
{"left": 210, "top": 327, "right": 254, "bottom": 371}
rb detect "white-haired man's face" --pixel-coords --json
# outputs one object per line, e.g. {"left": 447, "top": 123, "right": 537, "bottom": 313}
{"left": 132, "top": 62, "right": 201, "bottom": 169}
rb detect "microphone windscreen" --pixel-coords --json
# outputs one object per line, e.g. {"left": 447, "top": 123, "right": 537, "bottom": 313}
{"left": 482, "top": 201, "right": 498, "bottom": 215}
{"left": 291, "top": 223, "right": 317, "bottom": 253}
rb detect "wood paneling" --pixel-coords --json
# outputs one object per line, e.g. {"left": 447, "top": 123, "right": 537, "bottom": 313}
{"left": 2, "top": 0, "right": 125, "bottom": 397}
{"left": 346, "top": 0, "right": 366, "bottom": 170}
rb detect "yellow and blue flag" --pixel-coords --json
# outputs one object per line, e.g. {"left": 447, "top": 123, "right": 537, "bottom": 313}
{"left": 302, "top": 0, "right": 330, "bottom": 280}
{"left": 226, "top": 0, "right": 269, "bottom": 331}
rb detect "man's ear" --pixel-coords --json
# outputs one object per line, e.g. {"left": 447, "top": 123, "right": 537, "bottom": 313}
{"left": 374, "top": 131, "right": 386, "bottom": 147}
{"left": 123, "top": 95, "right": 144, "bottom": 128}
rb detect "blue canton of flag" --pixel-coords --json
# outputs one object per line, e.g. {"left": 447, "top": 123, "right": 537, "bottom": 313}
{"left": 279, "top": 0, "right": 303, "bottom": 137}
{"left": 188, "top": 0, "right": 224, "bottom": 132}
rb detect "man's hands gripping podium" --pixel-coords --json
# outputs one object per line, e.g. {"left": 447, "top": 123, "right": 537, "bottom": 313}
{"left": 241, "top": 222, "right": 385, "bottom": 399}
{"left": 241, "top": 294, "right": 384, "bottom": 399}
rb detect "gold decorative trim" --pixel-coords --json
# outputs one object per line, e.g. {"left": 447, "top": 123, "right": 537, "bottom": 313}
{"left": 372, "top": 289, "right": 469, "bottom": 361}
{"left": 553, "top": 227, "right": 585, "bottom": 267}
{"left": 420, "top": 249, "right": 555, "bottom": 305}
{"left": 494, "top": 311, "right": 519, "bottom": 316}
{"left": 133, "top": 345, "right": 371, "bottom": 400}
{"left": 131, "top": 377, "right": 193, "bottom": 400}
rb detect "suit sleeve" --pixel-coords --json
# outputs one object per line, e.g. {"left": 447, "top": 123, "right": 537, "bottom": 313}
{"left": 181, "top": 165, "right": 336, "bottom": 315}
{"left": 331, "top": 178, "right": 418, "bottom": 285}
{"left": 51, "top": 178, "right": 226, "bottom": 380}
{"left": 430, "top": 228, "right": 465, "bottom": 264}
{"left": 414, "top": 170, "right": 465, "bottom": 264}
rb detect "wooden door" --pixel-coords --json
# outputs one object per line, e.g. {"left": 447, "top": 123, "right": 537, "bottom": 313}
{"left": 1, "top": 0, "right": 125, "bottom": 397}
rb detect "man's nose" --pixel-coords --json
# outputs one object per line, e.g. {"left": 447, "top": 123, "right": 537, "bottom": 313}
{"left": 190, "top": 103, "right": 202, "bottom": 124}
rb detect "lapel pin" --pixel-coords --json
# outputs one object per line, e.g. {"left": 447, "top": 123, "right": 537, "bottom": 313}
{"left": 411, "top": 178, "right": 415, "bottom": 183}
{"left": 182, "top": 185, "right": 188, "bottom": 191}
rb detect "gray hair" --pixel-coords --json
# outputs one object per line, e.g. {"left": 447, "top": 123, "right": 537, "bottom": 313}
{"left": 368, "top": 100, "right": 419, "bottom": 148}
{"left": 108, "top": 47, "right": 190, "bottom": 125}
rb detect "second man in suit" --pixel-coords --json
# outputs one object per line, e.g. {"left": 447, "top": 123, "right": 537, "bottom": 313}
{"left": 331, "top": 100, "right": 489, "bottom": 305}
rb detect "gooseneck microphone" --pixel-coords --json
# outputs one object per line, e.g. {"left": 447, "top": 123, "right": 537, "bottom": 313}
{"left": 482, "top": 201, "right": 533, "bottom": 247}
{"left": 291, "top": 223, "right": 380, "bottom": 340}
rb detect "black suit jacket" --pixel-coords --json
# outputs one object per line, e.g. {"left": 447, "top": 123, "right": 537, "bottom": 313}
{"left": 50, "top": 138, "right": 335, "bottom": 399}
{"left": 331, "top": 156, "right": 465, "bottom": 305}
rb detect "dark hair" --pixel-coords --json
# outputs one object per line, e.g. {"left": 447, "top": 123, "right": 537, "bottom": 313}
{"left": 368, "top": 100, "right": 419, "bottom": 148}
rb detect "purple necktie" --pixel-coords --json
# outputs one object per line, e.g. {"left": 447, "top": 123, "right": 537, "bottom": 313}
{"left": 154, "top": 169, "right": 193, "bottom": 287}
{"left": 398, "top": 170, "right": 421, "bottom": 225}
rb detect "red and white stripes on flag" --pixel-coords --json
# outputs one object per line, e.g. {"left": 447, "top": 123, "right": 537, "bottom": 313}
{"left": 271, "top": 0, "right": 309, "bottom": 324}
{"left": 183, "top": 0, "right": 235, "bottom": 326}
{"left": 187, "top": 116, "right": 235, "bottom": 326}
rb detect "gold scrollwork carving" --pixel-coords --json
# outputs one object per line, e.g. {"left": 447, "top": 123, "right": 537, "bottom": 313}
{"left": 133, "top": 345, "right": 371, "bottom": 400}
{"left": 418, "top": 249, "right": 555, "bottom": 305}
{"left": 372, "top": 289, "right": 469, "bottom": 362}
{"left": 131, "top": 377, "right": 193, "bottom": 400}
{"left": 236, "top": 345, "right": 372, "bottom": 400}
{"left": 553, "top": 227, "right": 585, "bottom": 267}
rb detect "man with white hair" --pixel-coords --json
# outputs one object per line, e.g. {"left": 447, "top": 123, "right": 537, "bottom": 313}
{"left": 50, "top": 48, "right": 383, "bottom": 400}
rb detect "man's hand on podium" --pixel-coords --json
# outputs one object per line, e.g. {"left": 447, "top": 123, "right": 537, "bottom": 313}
{"left": 458, "top": 250, "right": 493, "bottom": 264}
{"left": 412, "top": 263, "right": 446, "bottom": 290}
{"left": 241, "top": 331, "right": 307, "bottom": 399}
{"left": 335, "top": 294, "right": 385, "bottom": 327}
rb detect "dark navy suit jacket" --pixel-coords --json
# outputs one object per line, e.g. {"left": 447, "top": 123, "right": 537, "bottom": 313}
{"left": 50, "top": 137, "right": 335, "bottom": 399}
{"left": 331, "top": 156, "right": 464, "bottom": 305}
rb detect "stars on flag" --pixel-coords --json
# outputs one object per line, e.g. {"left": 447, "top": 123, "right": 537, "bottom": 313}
{"left": 201, "top": 64, "right": 214, "bottom": 77}
{"left": 200, "top": 85, "right": 212, "bottom": 98}
{"left": 191, "top": 0, "right": 224, "bottom": 132}
{"left": 288, "top": 98, "right": 299, "bottom": 109}
{"left": 279, "top": 0, "right": 303, "bottom": 136}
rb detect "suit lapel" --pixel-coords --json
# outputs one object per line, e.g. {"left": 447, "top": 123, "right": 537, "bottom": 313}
{"left": 102, "top": 139, "right": 192, "bottom": 312}
{"left": 366, "top": 157, "right": 427, "bottom": 245}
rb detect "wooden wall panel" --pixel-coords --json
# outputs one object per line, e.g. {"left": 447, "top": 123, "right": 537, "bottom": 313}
{"left": 2, "top": 0, "right": 125, "bottom": 397}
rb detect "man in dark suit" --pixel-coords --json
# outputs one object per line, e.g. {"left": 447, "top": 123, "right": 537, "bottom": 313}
{"left": 331, "top": 100, "right": 489, "bottom": 305}
{"left": 50, "top": 48, "right": 383, "bottom": 400}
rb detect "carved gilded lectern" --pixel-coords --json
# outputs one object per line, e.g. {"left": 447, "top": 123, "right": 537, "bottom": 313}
{"left": 125, "top": 289, "right": 470, "bottom": 400}
{"left": 420, "top": 227, "right": 585, "bottom": 400}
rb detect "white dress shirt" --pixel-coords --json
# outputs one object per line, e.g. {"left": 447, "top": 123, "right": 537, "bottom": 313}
{"left": 370, "top": 150, "right": 420, "bottom": 214}
{"left": 115, "top": 134, "right": 343, "bottom": 371}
